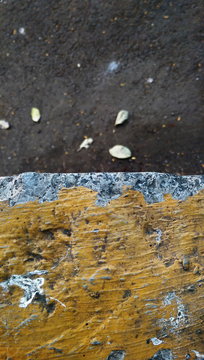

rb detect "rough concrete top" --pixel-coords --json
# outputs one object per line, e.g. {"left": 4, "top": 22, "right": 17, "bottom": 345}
{"left": 0, "top": 172, "right": 203, "bottom": 206}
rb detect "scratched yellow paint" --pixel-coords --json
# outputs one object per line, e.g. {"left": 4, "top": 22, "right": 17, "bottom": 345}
{"left": 0, "top": 187, "right": 203, "bottom": 360}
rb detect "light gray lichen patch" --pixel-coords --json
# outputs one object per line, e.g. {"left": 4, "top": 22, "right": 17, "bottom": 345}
{"left": 155, "top": 229, "right": 162, "bottom": 244}
{"left": 149, "top": 349, "right": 174, "bottom": 360}
{"left": 160, "top": 292, "right": 188, "bottom": 333}
{"left": 0, "top": 270, "right": 48, "bottom": 308}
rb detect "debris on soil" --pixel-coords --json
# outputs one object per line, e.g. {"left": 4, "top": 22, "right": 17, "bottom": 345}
{"left": 109, "top": 145, "right": 132, "bottom": 159}
{"left": 78, "top": 138, "right": 93, "bottom": 151}
{"left": 107, "top": 61, "right": 120, "bottom": 73}
{"left": 19, "top": 27, "right": 26, "bottom": 35}
{"left": 115, "top": 110, "right": 129, "bottom": 126}
{"left": 0, "top": 120, "right": 10, "bottom": 130}
{"left": 31, "top": 108, "right": 41, "bottom": 123}
{"left": 146, "top": 77, "right": 154, "bottom": 84}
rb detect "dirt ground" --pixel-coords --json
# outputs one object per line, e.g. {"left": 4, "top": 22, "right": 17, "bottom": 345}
{"left": 0, "top": 0, "right": 203, "bottom": 176}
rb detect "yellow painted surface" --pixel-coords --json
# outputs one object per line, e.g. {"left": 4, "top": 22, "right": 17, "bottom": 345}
{"left": 0, "top": 187, "right": 203, "bottom": 360}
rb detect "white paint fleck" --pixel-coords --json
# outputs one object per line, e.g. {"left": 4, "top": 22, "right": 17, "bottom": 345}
{"left": 107, "top": 61, "right": 120, "bottom": 73}
{"left": 0, "top": 270, "right": 47, "bottom": 308}
{"left": 151, "top": 337, "right": 163, "bottom": 346}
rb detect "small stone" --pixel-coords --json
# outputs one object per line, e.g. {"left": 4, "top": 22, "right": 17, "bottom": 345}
{"left": 19, "top": 27, "right": 26, "bottom": 35}
{"left": 146, "top": 77, "right": 154, "bottom": 84}
{"left": 107, "top": 61, "right": 120, "bottom": 73}
{"left": 0, "top": 120, "right": 10, "bottom": 129}
{"left": 109, "top": 145, "right": 132, "bottom": 159}
{"left": 115, "top": 110, "right": 129, "bottom": 126}
{"left": 182, "top": 256, "right": 190, "bottom": 271}
{"left": 31, "top": 107, "right": 41, "bottom": 122}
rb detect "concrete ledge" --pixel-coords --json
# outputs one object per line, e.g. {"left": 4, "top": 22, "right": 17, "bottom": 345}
{"left": 0, "top": 172, "right": 203, "bottom": 360}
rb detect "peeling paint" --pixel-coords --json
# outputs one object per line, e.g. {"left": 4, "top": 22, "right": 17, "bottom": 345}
{"left": 0, "top": 270, "right": 47, "bottom": 308}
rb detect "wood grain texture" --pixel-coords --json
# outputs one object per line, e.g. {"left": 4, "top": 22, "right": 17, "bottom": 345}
{"left": 0, "top": 187, "right": 203, "bottom": 360}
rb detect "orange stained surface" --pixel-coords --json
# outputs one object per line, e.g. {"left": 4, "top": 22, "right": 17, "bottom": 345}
{"left": 0, "top": 186, "right": 203, "bottom": 360}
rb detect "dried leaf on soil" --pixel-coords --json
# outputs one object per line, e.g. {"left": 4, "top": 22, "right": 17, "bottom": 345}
{"left": 31, "top": 107, "right": 41, "bottom": 122}
{"left": 0, "top": 120, "right": 10, "bottom": 129}
{"left": 115, "top": 110, "right": 129, "bottom": 126}
{"left": 109, "top": 145, "right": 132, "bottom": 159}
{"left": 78, "top": 138, "right": 93, "bottom": 151}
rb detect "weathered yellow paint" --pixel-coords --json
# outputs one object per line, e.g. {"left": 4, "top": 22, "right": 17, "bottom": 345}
{"left": 0, "top": 187, "right": 203, "bottom": 360}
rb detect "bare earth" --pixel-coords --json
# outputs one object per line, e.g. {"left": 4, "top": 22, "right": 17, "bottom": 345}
{"left": 0, "top": 0, "right": 203, "bottom": 175}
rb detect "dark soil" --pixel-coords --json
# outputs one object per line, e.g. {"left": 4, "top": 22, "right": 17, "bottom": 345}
{"left": 0, "top": 0, "right": 203, "bottom": 176}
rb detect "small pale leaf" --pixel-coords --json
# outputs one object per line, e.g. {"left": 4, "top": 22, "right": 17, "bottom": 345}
{"left": 0, "top": 120, "right": 10, "bottom": 129}
{"left": 109, "top": 145, "right": 131, "bottom": 159}
{"left": 78, "top": 138, "right": 93, "bottom": 151}
{"left": 115, "top": 110, "right": 129, "bottom": 126}
{"left": 31, "top": 107, "right": 41, "bottom": 122}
